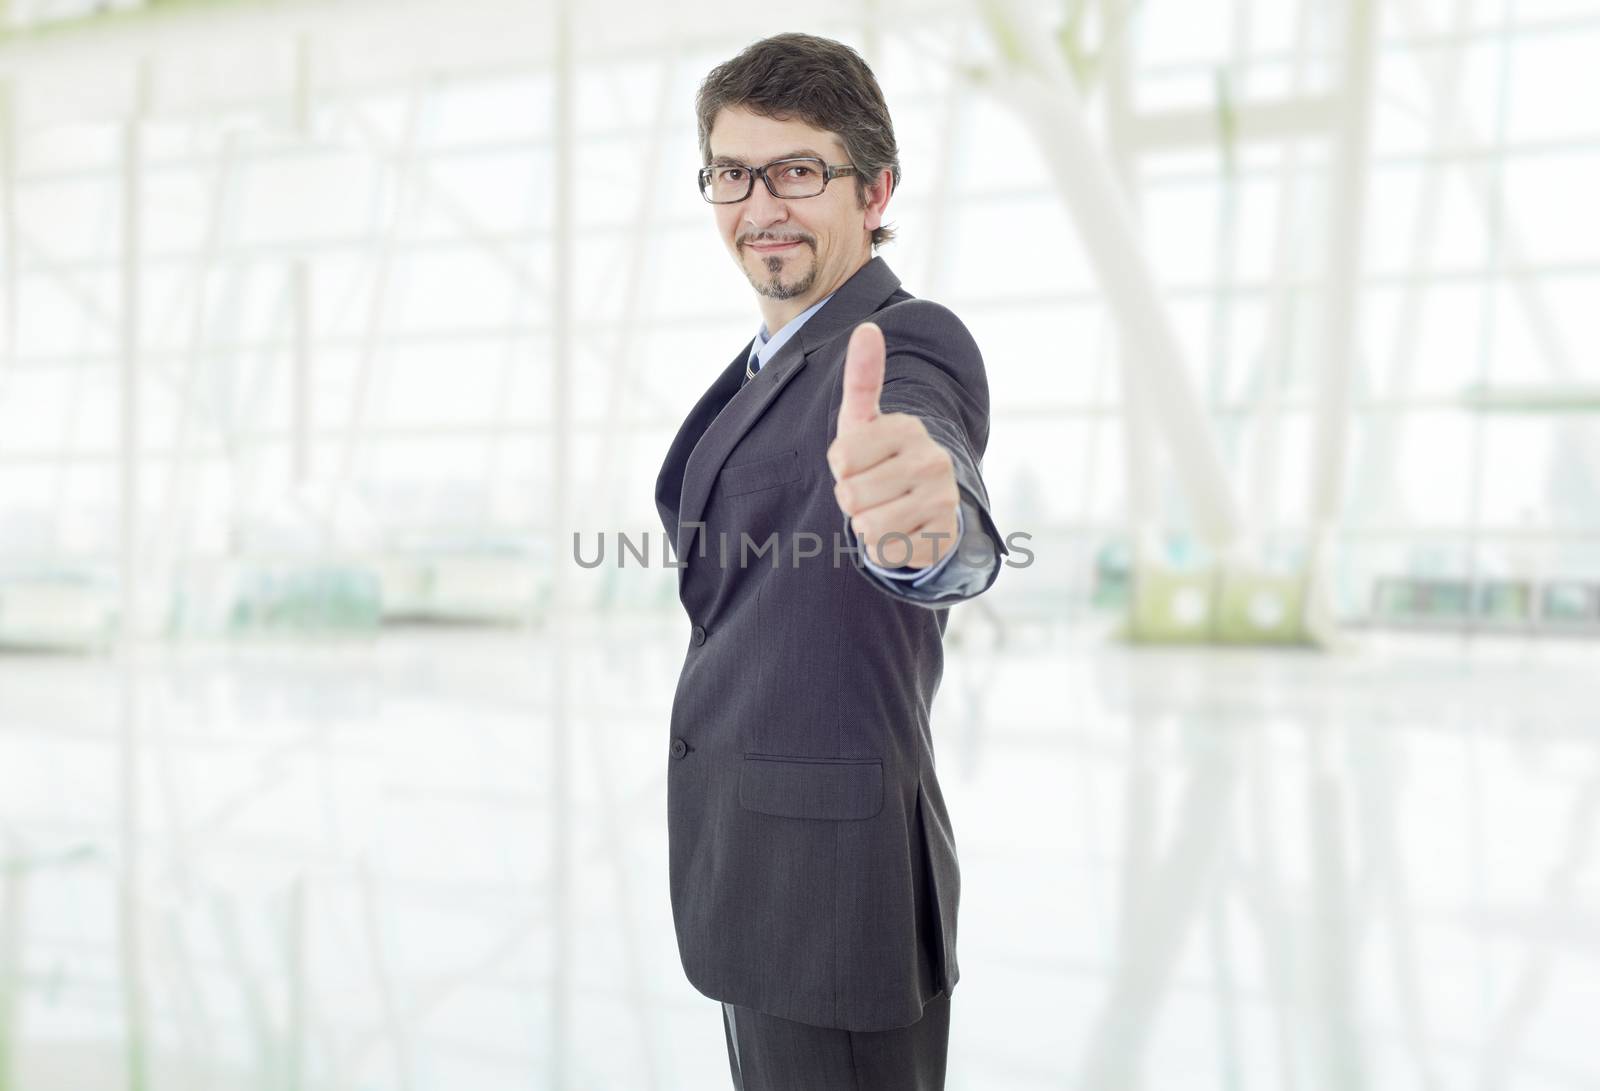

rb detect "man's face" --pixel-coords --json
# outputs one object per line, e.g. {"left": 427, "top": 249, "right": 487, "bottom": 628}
{"left": 706, "top": 106, "right": 882, "bottom": 308}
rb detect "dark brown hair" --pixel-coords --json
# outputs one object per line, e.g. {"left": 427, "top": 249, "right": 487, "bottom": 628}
{"left": 695, "top": 32, "right": 901, "bottom": 248}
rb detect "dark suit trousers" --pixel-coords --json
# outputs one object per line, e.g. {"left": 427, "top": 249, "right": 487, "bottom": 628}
{"left": 720, "top": 991, "right": 951, "bottom": 1091}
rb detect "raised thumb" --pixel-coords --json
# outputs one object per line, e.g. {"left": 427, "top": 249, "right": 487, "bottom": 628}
{"left": 837, "top": 321, "right": 885, "bottom": 434}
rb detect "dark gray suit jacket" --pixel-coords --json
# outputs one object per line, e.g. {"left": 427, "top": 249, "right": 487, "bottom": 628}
{"left": 653, "top": 255, "right": 1007, "bottom": 1031}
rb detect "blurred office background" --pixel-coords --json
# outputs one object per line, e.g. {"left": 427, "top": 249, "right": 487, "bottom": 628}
{"left": 1, "top": 0, "right": 1597, "bottom": 1087}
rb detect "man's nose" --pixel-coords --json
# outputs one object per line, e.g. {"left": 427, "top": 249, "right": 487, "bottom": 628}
{"left": 742, "top": 183, "right": 788, "bottom": 231}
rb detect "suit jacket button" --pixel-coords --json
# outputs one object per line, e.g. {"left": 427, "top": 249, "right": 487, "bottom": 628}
{"left": 670, "top": 737, "right": 689, "bottom": 759}
{"left": 691, "top": 625, "right": 707, "bottom": 646}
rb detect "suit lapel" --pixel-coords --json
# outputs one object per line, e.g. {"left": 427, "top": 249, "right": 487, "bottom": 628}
{"left": 674, "top": 337, "right": 809, "bottom": 588}
{"left": 672, "top": 256, "right": 905, "bottom": 592}
{"left": 655, "top": 338, "right": 751, "bottom": 539}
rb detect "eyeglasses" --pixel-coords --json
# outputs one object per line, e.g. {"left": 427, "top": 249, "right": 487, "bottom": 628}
{"left": 698, "top": 156, "right": 859, "bottom": 204}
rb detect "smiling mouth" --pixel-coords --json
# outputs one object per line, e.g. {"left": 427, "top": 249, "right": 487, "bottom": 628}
{"left": 747, "top": 239, "right": 805, "bottom": 253}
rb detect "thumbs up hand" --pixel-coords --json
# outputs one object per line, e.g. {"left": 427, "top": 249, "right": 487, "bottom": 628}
{"left": 827, "top": 322, "right": 961, "bottom": 570}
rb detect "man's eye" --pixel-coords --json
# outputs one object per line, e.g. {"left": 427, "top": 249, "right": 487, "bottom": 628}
{"left": 784, "top": 165, "right": 815, "bottom": 178}
{"left": 718, "top": 168, "right": 745, "bottom": 181}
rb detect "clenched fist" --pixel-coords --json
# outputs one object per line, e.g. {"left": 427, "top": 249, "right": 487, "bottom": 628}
{"left": 827, "top": 321, "right": 961, "bottom": 570}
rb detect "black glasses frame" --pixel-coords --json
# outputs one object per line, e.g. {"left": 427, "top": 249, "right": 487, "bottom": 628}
{"left": 698, "top": 156, "right": 859, "bottom": 204}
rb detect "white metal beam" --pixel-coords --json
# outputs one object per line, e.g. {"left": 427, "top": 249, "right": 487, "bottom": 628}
{"left": 547, "top": 4, "right": 574, "bottom": 1091}
{"left": 1130, "top": 94, "right": 1340, "bottom": 151}
{"left": 1307, "top": 0, "right": 1378, "bottom": 535}
{"left": 977, "top": 0, "right": 1249, "bottom": 551}
{"left": 1098, "top": 0, "right": 1162, "bottom": 568}
{"left": 0, "top": 77, "right": 13, "bottom": 393}
{"left": 116, "top": 58, "right": 153, "bottom": 1091}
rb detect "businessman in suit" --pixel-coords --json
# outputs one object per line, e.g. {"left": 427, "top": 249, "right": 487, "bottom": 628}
{"left": 653, "top": 33, "right": 1006, "bottom": 1090}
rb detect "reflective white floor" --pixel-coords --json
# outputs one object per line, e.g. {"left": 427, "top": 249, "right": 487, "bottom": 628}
{"left": 1, "top": 617, "right": 1596, "bottom": 1090}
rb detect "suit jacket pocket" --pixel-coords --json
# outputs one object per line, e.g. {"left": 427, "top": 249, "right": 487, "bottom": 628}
{"left": 716, "top": 448, "right": 802, "bottom": 498}
{"left": 739, "top": 754, "right": 884, "bottom": 821}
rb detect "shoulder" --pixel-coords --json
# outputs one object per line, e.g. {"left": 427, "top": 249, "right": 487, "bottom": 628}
{"left": 872, "top": 297, "right": 977, "bottom": 349}
{"left": 867, "top": 296, "right": 985, "bottom": 382}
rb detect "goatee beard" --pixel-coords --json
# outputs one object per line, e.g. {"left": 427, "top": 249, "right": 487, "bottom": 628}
{"left": 749, "top": 254, "right": 817, "bottom": 301}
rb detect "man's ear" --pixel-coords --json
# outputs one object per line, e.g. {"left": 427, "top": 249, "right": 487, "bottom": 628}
{"left": 861, "top": 168, "right": 894, "bottom": 233}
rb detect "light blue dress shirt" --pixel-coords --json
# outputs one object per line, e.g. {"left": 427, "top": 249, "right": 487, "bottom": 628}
{"left": 743, "top": 293, "right": 993, "bottom": 598}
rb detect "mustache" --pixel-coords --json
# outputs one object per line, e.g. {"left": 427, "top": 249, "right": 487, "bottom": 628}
{"left": 739, "top": 232, "right": 814, "bottom": 247}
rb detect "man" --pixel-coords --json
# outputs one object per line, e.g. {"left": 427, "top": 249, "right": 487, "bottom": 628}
{"left": 653, "top": 32, "right": 1006, "bottom": 1090}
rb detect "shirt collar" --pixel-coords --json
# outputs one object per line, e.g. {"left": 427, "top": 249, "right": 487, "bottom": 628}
{"left": 746, "top": 290, "right": 837, "bottom": 375}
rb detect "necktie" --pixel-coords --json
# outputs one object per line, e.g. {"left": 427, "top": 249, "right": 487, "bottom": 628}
{"left": 743, "top": 354, "right": 759, "bottom": 386}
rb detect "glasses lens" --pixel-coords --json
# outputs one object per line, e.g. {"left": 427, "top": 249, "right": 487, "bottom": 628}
{"left": 703, "top": 165, "right": 750, "bottom": 203}
{"left": 768, "top": 159, "right": 827, "bottom": 198}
